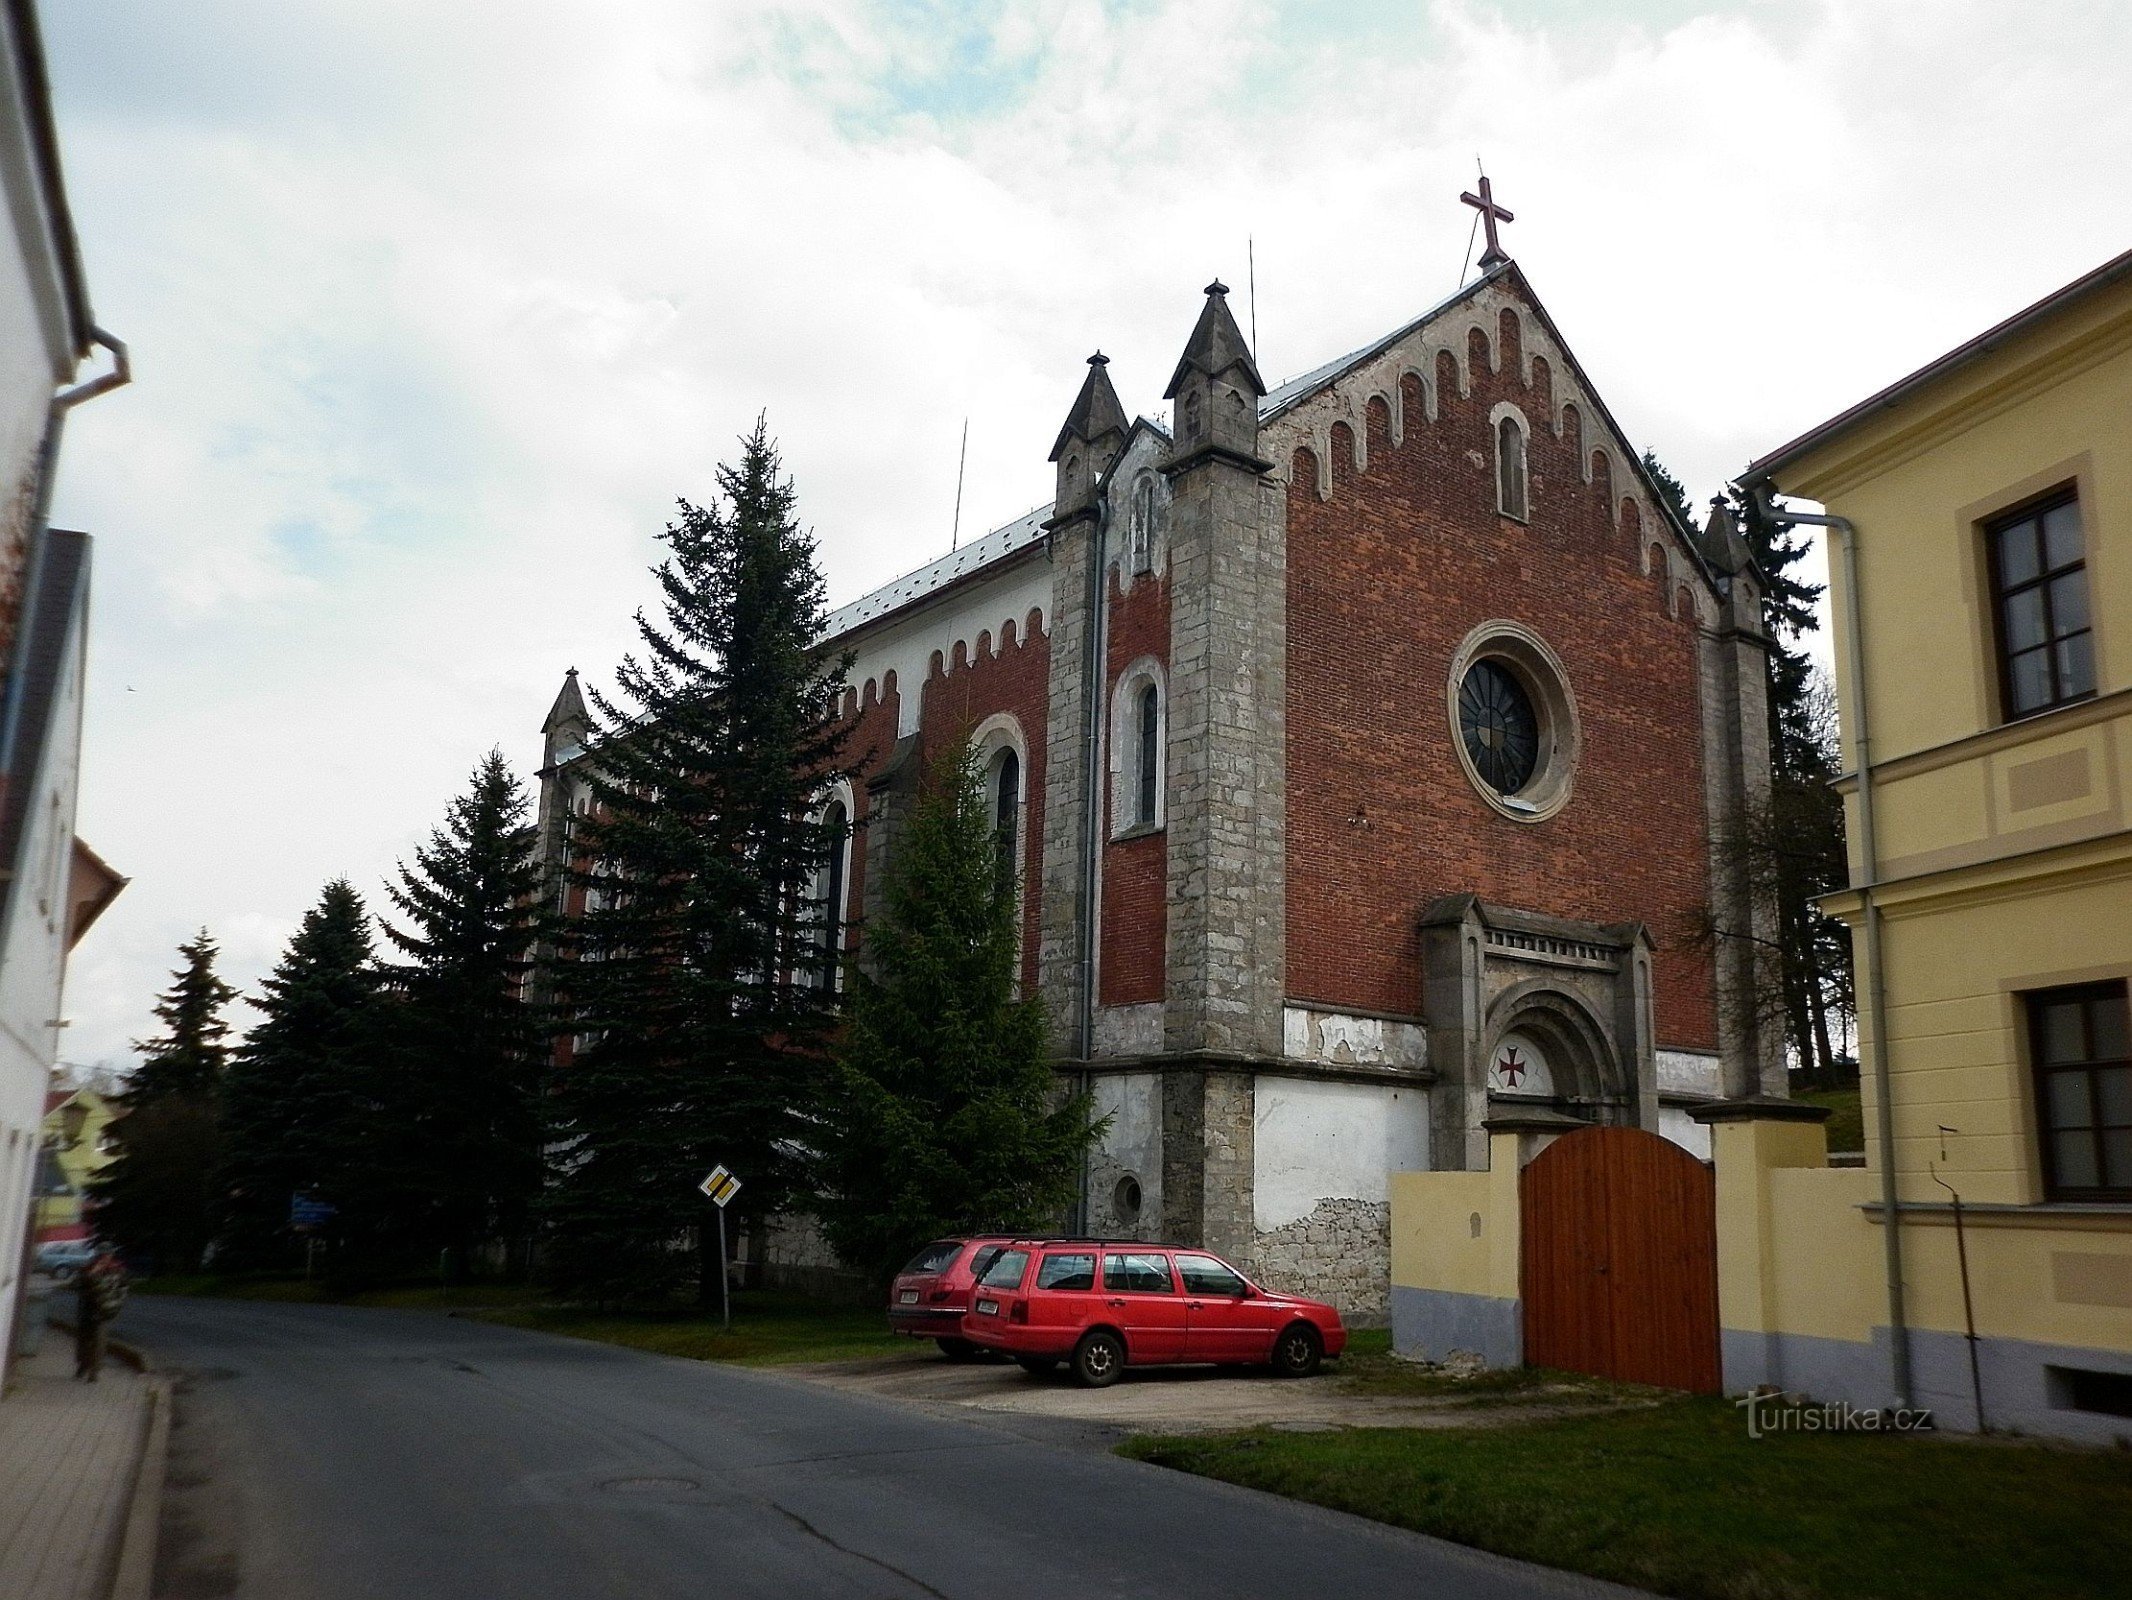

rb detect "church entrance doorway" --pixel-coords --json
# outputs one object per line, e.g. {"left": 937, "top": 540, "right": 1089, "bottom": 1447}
{"left": 1519, "top": 1125, "right": 1720, "bottom": 1393}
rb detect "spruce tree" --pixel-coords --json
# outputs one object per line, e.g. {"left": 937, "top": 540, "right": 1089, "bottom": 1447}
{"left": 378, "top": 750, "right": 543, "bottom": 1273}
{"left": 543, "top": 420, "right": 855, "bottom": 1303}
{"left": 1646, "top": 448, "right": 1856, "bottom": 1082}
{"left": 816, "top": 738, "right": 1096, "bottom": 1288}
{"left": 91, "top": 931, "right": 237, "bottom": 1271}
{"left": 217, "top": 880, "right": 381, "bottom": 1266}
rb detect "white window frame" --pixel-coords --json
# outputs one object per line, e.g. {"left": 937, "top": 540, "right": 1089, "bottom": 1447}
{"left": 807, "top": 779, "right": 857, "bottom": 991}
{"left": 1108, "top": 658, "right": 1167, "bottom": 837}
{"left": 1491, "top": 401, "right": 1530, "bottom": 522}
{"left": 1128, "top": 472, "right": 1158, "bottom": 575}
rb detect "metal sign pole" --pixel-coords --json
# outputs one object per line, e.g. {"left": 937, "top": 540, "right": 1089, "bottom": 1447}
{"left": 717, "top": 1205, "right": 731, "bottom": 1333}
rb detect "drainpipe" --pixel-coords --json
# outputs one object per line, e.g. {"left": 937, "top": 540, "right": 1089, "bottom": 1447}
{"left": 0, "top": 327, "right": 129, "bottom": 780}
{"left": 1072, "top": 475, "right": 1113, "bottom": 1233}
{"left": 1752, "top": 490, "right": 1912, "bottom": 1412}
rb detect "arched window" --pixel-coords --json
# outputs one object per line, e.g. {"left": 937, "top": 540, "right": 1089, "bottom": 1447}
{"left": 1137, "top": 684, "right": 1160, "bottom": 825}
{"left": 1129, "top": 474, "right": 1156, "bottom": 574}
{"left": 1497, "top": 414, "right": 1528, "bottom": 520}
{"left": 1109, "top": 661, "right": 1165, "bottom": 837}
{"left": 992, "top": 749, "right": 1020, "bottom": 888}
{"left": 819, "top": 800, "right": 848, "bottom": 976}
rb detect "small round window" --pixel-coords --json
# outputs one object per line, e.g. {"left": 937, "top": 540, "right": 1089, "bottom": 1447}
{"left": 1445, "top": 622, "right": 1579, "bottom": 823}
{"left": 1458, "top": 660, "right": 1539, "bottom": 795}
{"left": 1113, "top": 1174, "right": 1143, "bottom": 1224}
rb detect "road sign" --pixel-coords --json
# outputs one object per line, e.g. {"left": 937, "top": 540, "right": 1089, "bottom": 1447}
{"left": 290, "top": 1193, "right": 337, "bottom": 1230}
{"left": 699, "top": 1166, "right": 741, "bottom": 1208}
{"left": 698, "top": 1166, "right": 741, "bottom": 1332}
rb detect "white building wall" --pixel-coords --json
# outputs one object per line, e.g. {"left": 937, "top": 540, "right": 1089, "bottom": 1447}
{"left": 0, "top": 587, "right": 85, "bottom": 1360}
{"left": 1251, "top": 1077, "right": 1429, "bottom": 1323}
{"left": 1087, "top": 1071, "right": 1162, "bottom": 1238}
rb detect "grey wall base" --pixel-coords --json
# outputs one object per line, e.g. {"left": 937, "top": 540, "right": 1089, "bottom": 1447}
{"left": 1390, "top": 1285, "right": 1521, "bottom": 1370}
{"left": 1724, "top": 1324, "right": 2132, "bottom": 1445}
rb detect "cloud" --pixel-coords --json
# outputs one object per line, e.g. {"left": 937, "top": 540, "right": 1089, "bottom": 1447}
{"left": 36, "top": 0, "right": 2132, "bottom": 1065}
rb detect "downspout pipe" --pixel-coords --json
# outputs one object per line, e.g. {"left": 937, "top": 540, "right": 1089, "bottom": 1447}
{"left": 1073, "top": 473, "right": 1114, "bottom": 1232}
{"left": 0, "top": 326, "right": 128, "bottom": 780}
{"left": 1752, "top": 489, "right": 1912, "bottom": 1412}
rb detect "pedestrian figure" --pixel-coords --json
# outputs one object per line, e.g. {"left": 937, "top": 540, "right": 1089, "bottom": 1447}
{"left": 73, "top": 1249, "right": 126, "bottom": 1381}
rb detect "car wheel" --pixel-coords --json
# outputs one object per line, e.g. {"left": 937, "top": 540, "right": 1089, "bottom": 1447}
{"left": 936, "top": 1337, "right": 982, "bottom": 1361}
{"left": 1072, "top": 1330, "right": 1126, "bottom": 1389}
{"left": 1271, "top": 1323, "right": 1322, "bottom": 1378}
{"left": 1014, "top": 1355, "right": 1059, "bottom": 1377}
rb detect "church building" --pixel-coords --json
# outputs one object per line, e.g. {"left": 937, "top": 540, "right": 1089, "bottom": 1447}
{"left": 537, "top": 218, "right": 1785, "bottom": 1319}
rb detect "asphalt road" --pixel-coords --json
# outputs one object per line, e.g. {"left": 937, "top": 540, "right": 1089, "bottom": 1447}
{"left": 122, "top": 1296, "right": 1631, "bottom": 1600}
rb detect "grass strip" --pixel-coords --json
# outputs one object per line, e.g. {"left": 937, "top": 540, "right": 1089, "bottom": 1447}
{"left": 1121, "top": 1398, "right": 2132, "bottom": 1600}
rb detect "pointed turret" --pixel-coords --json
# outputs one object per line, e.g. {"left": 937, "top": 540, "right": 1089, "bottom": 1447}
{"left": 542, "top": 667, "right": 589, "bottom": 767}
{"left": 1046, "top": 352, "right": 1128, "bottom": 527}
{"left": 1163, "top": 281, "right": 1267, "bottom": 472}
{"left": 1698, "top": 497, "right": 1756, "bottom": 579}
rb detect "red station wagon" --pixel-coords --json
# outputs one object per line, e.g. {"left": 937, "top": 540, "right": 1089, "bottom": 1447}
{"left": 958, "top": 1241, "right": 1347, "bottom": 1387}
{"left": 887, "top": 1236, "right": 1017, "bottom": 1358}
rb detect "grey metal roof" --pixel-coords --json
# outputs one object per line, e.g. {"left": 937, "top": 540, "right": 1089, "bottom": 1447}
{"left": 819, "top": 269, "right": 1508, "bottom": 646}
{"left": 1257, "top": 266, "right": 1503, "bottom": 422}
{"left": 823, "top": 502, "right": 1052, "bottom": 642}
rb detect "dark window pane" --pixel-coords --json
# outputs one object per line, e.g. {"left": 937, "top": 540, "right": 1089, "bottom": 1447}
{"left": 1036, "top": 1253, "right": 1095, "bottom": 1291}
{"left": 2040, "top": 1001, "right": 2088, "bottom": 1065}
{"left": 1103, "top": 1251, "right": 1173, "bottom": 1293}
{"left": 1177, "top": 1253, "right": 1248, "bottom": 1296}
{"left": 2093, "top": 997, "right": 2130, "bottom": 1062}
{"left": 978, "top": 1249, "right": 1030, "bottom": 1289}
{"left": 1460, "top": 660, "right": 1540, "bottom": 794}
{"left": 1138, "top": 685, "right": 1159, "bottom": 825}
{"left": 2050, "top": 571, "right": 2090, "bottom": 634}
{"left": 2042, "top": 500, "right": 2084, "bottom": 570}
{"left": 900, "top": 1241, "right": 962, "bottom": 1276}
{"left": 2105, "top": 1130, "right": 2132, "bottom": 1189}
{"left": 2002, "top": 588, "right": 2048, "bottom": 652}
{"left": 2046, "top": 1072, "right": 2092, "bottom": 1129}
{"left": 2057, "top": 632, "right": 2095, "bottom": 699}
{"left": 2097, "top": 1068, "right": 2132, "bottom": 1126}
{"left": 2055, "top": 1131, "right": 2101, "bottom": 1190}
{"left": 1998, "top": 519, "right": 2041, "bottom": 585}
{"left": 967, "top": 1246, "right": 1004, "bottom": 1282}
{"left": 2008, "top": 647, "right": 2054, "bottom": 713}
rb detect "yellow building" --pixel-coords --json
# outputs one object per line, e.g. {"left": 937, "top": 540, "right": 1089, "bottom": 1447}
{"left": 1735, "top": 246, "right": 2132, "bottom": 1440}
{"left": 34, "top": 1084, "right": 117, "bottom": 1243}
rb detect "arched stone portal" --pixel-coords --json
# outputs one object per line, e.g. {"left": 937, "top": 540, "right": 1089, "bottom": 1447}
{"left": 1420, "top": 894, "right": 1661, "bottom": 1170}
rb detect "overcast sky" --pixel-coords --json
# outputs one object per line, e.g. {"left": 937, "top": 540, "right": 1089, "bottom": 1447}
{"left": 39, "top": 0, "right": 2132, "bottom": 1070}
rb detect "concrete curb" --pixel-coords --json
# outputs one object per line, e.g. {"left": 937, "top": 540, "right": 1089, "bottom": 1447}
{"left": 108, "top": 1375, "right": 171, "bottom": 1600}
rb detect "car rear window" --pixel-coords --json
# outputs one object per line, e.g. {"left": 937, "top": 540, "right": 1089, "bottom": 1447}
{"left": 900, "top": 1241, "right": 965, "bottom": 1276}
{"left": 1102, "top": 1252, "right": 1174, "bottom": 1293}
{"left": 1176, "top": 1253, "right": 1248, "bottom": 1297}
{"left": 977, "top": 1248, "right": 1030, "bottom": 1290}
{"left": 1035, "top": 1252, "right": 1096, "bottom": 1291}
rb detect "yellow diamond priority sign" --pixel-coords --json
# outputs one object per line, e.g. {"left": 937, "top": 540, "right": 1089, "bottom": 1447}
{"left": 699, "top": 1165, "right": 741, "bottom": 1208}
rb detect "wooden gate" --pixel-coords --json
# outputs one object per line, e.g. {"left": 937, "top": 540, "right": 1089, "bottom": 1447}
{"left": 1520, "top": 1124, "right": 1721, "bottom": 1393}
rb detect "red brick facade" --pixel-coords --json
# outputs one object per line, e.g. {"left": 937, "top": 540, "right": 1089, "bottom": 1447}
{"left": 1280, "top": 304, "right": 1719, "bottom": 1050}
{"left": 1099, "top": 565, "right": 1169, "bottom": 1006}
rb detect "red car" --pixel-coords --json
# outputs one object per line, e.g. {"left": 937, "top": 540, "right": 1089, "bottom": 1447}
{"left": 887, "top": 1236, "right": 1017, "bottom": 1358}
{"left": 958, "top": 1240, "right": 1346, "bottom": 1387}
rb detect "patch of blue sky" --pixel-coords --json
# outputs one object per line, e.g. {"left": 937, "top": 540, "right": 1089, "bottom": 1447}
{"left": 758, "top": 0, "right": 1783, "bottom": 140}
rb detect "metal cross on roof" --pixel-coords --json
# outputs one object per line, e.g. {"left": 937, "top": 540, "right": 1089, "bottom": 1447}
{"left": 1460, "top": 172, "right": 1515, "bottom": 269}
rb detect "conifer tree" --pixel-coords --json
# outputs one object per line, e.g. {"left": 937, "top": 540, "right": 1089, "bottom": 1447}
{"left": 91, "top": 931, "right": 237, "bottom": 1271}
{"left": 543, "top": 420, "right": 855, "bottom": 1303}
{"left": 1646, "top": 450, "right": 1855, "bottom": 1081}
{"left": 377, "top": 750, "right": 543, "bottom": 1271}
{"left": 816, "top": 739, "right": 1096, "bottom": 1288}
{"left": 217, "top": 880, "right": 381, "bottom": 1265}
